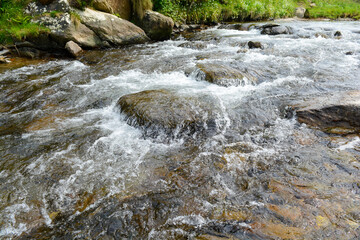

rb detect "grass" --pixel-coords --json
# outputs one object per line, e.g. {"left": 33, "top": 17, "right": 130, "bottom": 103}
{"left": 305, "top": 0, "right": 360, "bottom": 19}
{"left": 153, "top": 0, "right": 360, "bottom": 23}
{"left": 0, "top": 0, "right": 48, "bottom": 44}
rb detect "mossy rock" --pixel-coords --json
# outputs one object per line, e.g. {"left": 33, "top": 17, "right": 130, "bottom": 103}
{"left": 117, "top": 90, "right": 224, "bottom": 139}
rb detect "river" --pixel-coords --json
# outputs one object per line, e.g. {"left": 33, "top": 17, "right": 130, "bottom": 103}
{"left": 1, "top": 20, "right": 360, "bottom": 239}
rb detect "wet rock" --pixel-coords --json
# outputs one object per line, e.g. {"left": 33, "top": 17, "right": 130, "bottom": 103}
{"left": 178, "top": 42, "right": 207, "bottom": 50}
{"left": 218, "top": 23, "right": 243, "bottom": 30}
{"left": 65, "top": 41, "right": 82, "bottom": 57}
{"left": 334, "top": 31, "right": 342, "bottom": 39}
{"left": 294, "top": 91, "right": 360, "bottom": 133}
{"left": 117, "top": 90, "right": 223, "bottom": 138}
{"left": 260, "top": 24, "right": 292, "bottom": 35}
{"left": 0, "top": 49, "right": 10, "bottom": 56}
{"left": 314, "top": 32, "right": 329, "bottom": 39}
{"left": 137, "top": 10, "right": 174, "bottom": 41}
{"left": 345, "top": 51, "right": 353, "bottom": 55}
{"left": 295, "top": 7, "right": 308, "bottom": 18}
{"left": 196, "top": 63, "right": 257, "bottom": 87}
{"left": 248, "top": 41, "right": 263, "bottom": 49}
{"left": 77, "top": 8, "right": 149, "bottom": 45}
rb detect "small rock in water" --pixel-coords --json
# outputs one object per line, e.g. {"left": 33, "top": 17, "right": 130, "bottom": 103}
{"left": 334, "top": 31, "right": 342, "bottom": 38}
{"left": 248, "top": 41, "right": 263, "bottom": 49}
{"left": 178, "top": 42, "right": 207, "bottom": 50}
{"left": 196, "top": 63, "right": 257, "bottom": 87}
{"left": 345, "top": 51, "right": 353, "bottom": 55}
{"left": 65, "top": 41, "right": 83, "bottom": 58}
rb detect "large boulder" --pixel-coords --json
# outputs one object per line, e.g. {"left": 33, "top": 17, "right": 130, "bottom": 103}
{"left": 117, "top": 90, "right": 224, "bottom": 138}
{"left": 195, "top": 63, "right": 257, "bottom": 87}
{"left": 76, "top": 8, "right": 149, "bottom": 45}
{"left": 294, "top": 7, "right": 308, "bottom": 18}
{"left": 137, "top": 10, "right": 174, "bottom": 41}
{"left": 294, "top": 91, "right": 360, "bottom": 133}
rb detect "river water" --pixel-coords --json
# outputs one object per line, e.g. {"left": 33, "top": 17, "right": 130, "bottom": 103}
{"left": 1, "top": 20, "right": 360, "bottom": 239}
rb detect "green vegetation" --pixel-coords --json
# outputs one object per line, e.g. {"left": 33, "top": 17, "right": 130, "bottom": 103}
{"left": 0, "top": 0, "right": 47, "bottom": 44}
{"left": 305, "top": 0, "right": 360, "bottom": 19}
{"left": 153, "top": 0, "right": 360, "bottom": 23}
{"left": 153, "top": 0, "right": 297, "bottom": 23}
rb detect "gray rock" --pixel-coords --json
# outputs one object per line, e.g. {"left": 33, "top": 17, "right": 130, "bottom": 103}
{"left": 294, "top": 91, "right": 360, "bottom": 133}
{"left": 294, "top": 7, "right": 307, "bottom": 18}
{"left": 76, "top": 8, "right": 149, "bottom": 45}
{"left": 0, "top": 49, "right": 10, "bottom": 56}
{"left": 138, "top": 10, "right": 174, "bottom": 41}
{"left": 65, "top": 41, "right": 82, "bottom": 57}
{"left": 16, "top": 47, "right": 42, "bottom": 59}
{"left": 117, "top": 89, "right": 224, "bottom": 138}
{"left": 261, "top": 25, "right": 292, "bottom": 35}
{"left": 196, "top": 63, "right": 257, "bottom": 87}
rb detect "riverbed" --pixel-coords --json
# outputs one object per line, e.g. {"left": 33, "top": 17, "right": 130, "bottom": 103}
{"left": 1, "top": 20, "right": 360, "bottom": 239}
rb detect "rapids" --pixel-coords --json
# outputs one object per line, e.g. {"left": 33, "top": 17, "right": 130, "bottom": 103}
{"left": 0, "top": 20, "right": 360, "bottom": 239}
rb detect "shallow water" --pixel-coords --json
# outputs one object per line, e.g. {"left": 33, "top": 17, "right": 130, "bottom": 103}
{"left": 0, "top": 20, "right": 360, "bottom": 239}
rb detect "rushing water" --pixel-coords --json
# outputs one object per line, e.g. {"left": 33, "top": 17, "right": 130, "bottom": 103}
{"left": 1, "top": 20, "right": 360, "bottom": 239}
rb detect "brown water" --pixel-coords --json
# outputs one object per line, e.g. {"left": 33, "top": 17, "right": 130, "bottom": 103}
{"left": 0, "top": 20, "right": 360, "bottom": 239}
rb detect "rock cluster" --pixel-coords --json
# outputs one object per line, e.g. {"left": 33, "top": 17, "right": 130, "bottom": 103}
{"left": 22, "top": 0, "right": 173, "bottom": 57}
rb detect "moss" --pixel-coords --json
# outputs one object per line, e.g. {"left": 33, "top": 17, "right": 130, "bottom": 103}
{"left": 152, "top": 0, "right": 360, "bottom": 23}
{"left": 0, "top": 0, "right": 48, "bottom": 44}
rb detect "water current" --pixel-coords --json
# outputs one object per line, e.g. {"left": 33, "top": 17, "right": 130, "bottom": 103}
{"left": 0, "top": 20, "right": 360, "bottom": 239}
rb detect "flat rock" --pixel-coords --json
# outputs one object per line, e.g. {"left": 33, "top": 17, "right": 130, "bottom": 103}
{"left": 196, "top": 63, "right": 257, "bottom": 87}
{"left": 260, "top": 24, "right": 292, "bottom": 35}
{"left": 117, "top": 90, "right": 224, "bottom": 138}
{"left": 294, "top": 91, "right": 360, "bottom": 133}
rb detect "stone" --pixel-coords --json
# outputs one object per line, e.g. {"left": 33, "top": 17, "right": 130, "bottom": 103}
{"left": 310, "top": 3, "right": 316, "bottom": 7}
{"left": 196, "top": 63, "right": 257, "bottom": 87}
{"left": 117, "top": 90, "right": 223, "bottom": 138}
{"left": 76, "top": 8, "right": 149, "bottom": 45}
{"left": 218, "top": 23, "right": 243, "bottom": 30}
{"left": 248, "top": 41, "right": 263, "bottom": 49}
{"left": 17, "top": 47, "right": 41, "bottom": 59}
{"left": 260, "top": 24, "right": 292, "bottom": 35}
{"left": 92, "top": 0, "right": 114, "bottom": 14}
{"left": 0, "top": 49, "right": 10, "bottom": 56}
{"left": 315, "top": 33, "right": 329, "bottom": 38}
{"left": 334, "top": 31, "right": 342, "bottom": 37}
{"left": 65, "top": 41, "right": 82, "bottom": 57}
{"left": 293, "top": 91, "right": 360, "bottom": 133}
{"left": 295, "top": 7, "right": 307, "bottom": 18}
{"left": 137, "top": 10, "right": 174, "bottom": 41}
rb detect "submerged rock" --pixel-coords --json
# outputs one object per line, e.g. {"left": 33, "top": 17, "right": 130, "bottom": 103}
{"left": 117, "top": 90, "right": 224, "bottom": 139}
{"left": 294, "top": 91, "right": 360, "bottom": 133}
{"left": 137, "top": 10, "right": 174, "bottom": 41}
{"left": 196, "top": 63, "right": 257, "bottom": 87}
{"left": 178, "top": 41, "right": 208, "bottom": 50}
